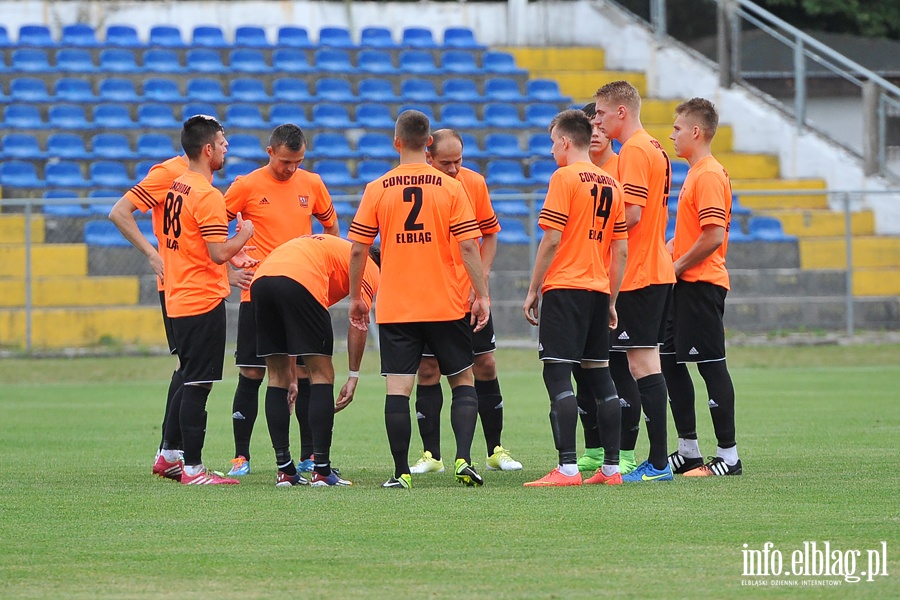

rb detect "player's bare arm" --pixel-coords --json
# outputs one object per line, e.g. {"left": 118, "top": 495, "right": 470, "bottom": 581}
{"left": 459, "top": 238, "right": 490, "bottom": 332}
{"left": 608, "top": 238, "right": 628, "bottom": 330}
{"left": 673, "top": 224, "right": 725, "bottom": 278}
{"left": 336, "top": 325, "right": 367, "bottom": 412}
{"left": 523, "top": 228, "right": 562, "bottom": 326}
{"left": 624, "top": 203, "right": 643, "bottom": 230}
{"left": 208, "top": 215, "right": 254, "bottom": 265}
{"left": 347, "top": 241, "right": 371, "bottom": 331}
{"left": 108, "top": 197, "right": 164, "bottom": 282}
{"left": 479, "top": 232, "right": 498, "bottom": 291}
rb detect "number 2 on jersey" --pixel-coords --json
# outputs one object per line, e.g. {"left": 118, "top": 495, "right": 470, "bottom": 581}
{"left": 403, "top": 186, "right": 424, "bottom": 231}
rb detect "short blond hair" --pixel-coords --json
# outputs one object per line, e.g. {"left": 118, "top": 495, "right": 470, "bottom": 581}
{"left": 594, "top": 80, "right": 642, "bottom": 113}
{"left": 675, "top": 97, "right": 719, "bottom": 140}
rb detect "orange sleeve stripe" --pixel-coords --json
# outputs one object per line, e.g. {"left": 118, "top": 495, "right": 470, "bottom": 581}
{"left": 449, "top": 220, "right": 479, "bottom": 235}
{"left": 699, "top": 207, "right": 727, "bottom": 220}
{"left": 622, "top": 183, "right": 649, "bottom": 199}
{"left": 349, "top": 222, "right": 378, "bottom": 239}
{"left": 314, "top": 203, "right": 336, "bottom": 222}
{"left": 361, "top": 278, "right": 374, "bottom": 299}
{"left": 129, "top": 184, "right": 158, "bottom": 210}
{"left": 478, "top": 215, "right": 500, "bottom": 232}
{"left": 226, "top": 210, "right": 237, "bottom": 220}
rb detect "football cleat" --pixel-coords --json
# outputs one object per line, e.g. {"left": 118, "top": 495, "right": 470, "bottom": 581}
{"left": 227, "top": 456, "right": 251, "bottom": 476}
{"left": 667, "top": 451, "right": 704, "bottom": 474}
{"left": 310, "top": 470, "right": 352, "bottom": 487}
{"left": 382, "top": 474, "right": 412, "bottom": 490}
{"left": 152, "top": 454, "right": 183, "bottom": 481}
{"left": 622, "top": 460, "right": 674, "bottom": 482}
{"left": 181, "top": 467, "right": 240, "bottom": 485}
{"left": 524, "top": 467, "right": 582, "bottom": 487}
{"left": 454, "top": 459, "right": 484, "bottom": 487}
{"left": 486, "top": 446, "right": 523, "bottom": 471}
{"left": 576, "top": 448, "right": 604, "bottom": 473}
{"left": 297, "top": 455, "right": 315, "bottom": 473}
{"left": 683, "top": 456, "right": 743, "bottom": 477}
{"left": 618, "top": 450, "right": 639, "bottom": 475}
{"left": 275, "top": 471, "right": 309, "bottom": 487}
{"left": 409, "top": 451, "right": 445, "bottom": 474}
{"left": 583, "top": 469, "right": 623, "bottom": 485}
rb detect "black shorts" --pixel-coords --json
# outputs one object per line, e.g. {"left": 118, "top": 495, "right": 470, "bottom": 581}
{"left": 235, "top": 301, "right": 305, "bottom": 367}
{"left": 379, "top": 318, "right": 473, "bottom": 376}
{"left": 251, "top": 276, "right": 333, "bottom": 358}
{"left": 538, "top": 289, "right": 610, "bottom": 363}
{"left": 610, "top": 283, "right": 672, "bottom": 350}
{"left": 171, "top": 300, "right": 226, "bottom": 385}
{"left": 661, "top": 280, "right": 727, "bottom": 363}
{"left": 422, "top": 313, "right": 496, "bottom": 357}
{"left": 158, "top": 290, "right": 177, "bottom": 355}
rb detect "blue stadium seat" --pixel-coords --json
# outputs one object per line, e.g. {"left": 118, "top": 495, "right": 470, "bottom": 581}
{"left": 748, "top": 216, "right": 796, "bottom": 241}
{"left": 43, "top": 190, "right": 91, "bottom": 217}
{"left": 671, "top": 161, "right": 689, "bottom": 190}
{"left": 18, "top": 25, "right": 55, "bottom": 47}
{"left": 486, "top": 160, "right": 532, "bottom": 187}
{"left": 270, "top": 104, "right": 310, "bottom": 127}
{"left": 356, "top": 104, "right": 395, "bottom": 129}
{"left": 12, "top": 49, "right": 53, "bottom": 72}
{"left": 228, "top": 134, "right": 267, "bottom": 160}
{"left": 192, "top": 26, "right": 228, "bottom": 48}
{"left": 397, "top": 103, "right": 435, "bottom": 122}
{"left": 230, "top": 78, "right": 269, "bottom": 103}
{"left": 484, "top": 78, "right": 526, "bottom": 102}
{"left": 0, "top": 26, "right": 11, "bottom": 48}
{"left": 315, "top": 49, "right": 355, "bottom": 73}
{"left": 313, "top": 160, "right": 359, "bottom": 188}
{"left": 491, "top": 195, "right": 531, "bottom": 217}
{"left": 731, "top": 194, "right": 751, "bottom": 216}
{"left": 400, "top": 78, "right": 440, "bottom": 103}
{"left": 134, "top": 161, "right": 156, "bottom": 181}
{"left": 49, "top": 104, "right": 91, "bottom": 129}
{"left": 483, "top": 103, "right": 522, "bottom": 128}
{"left": 272, "top": 49, "right": 313, "bottom": 73}
{"left": 90, "top": 161, "right": 132, "bottom": 188}
{"left": 61, "top": 24, "right": 99, "bottom": 47}
{"left": 1, "top": 134, "right": 45, "bottom": 159}
{"left": 357, "top": 79, "right": 399, "bottom": 102}
{"left": 728, "top": 226, "right": 751, "bottom": 243}
{"left": 88, "top": 189, "right": 125, "bottom": 215}
{"left": 84, "top": 220, "right": 137, "bottom": 247}
{"left": 441, "top": 51, "right": 480, "bottom": 74}
{"left": 311, "top": 133, "right": 356, "bottom": 159}
{"left": 94, "top": 104, "right": 136, "bottom": 128}
{"left": 462, "top": 160, "right": 481, "bottom": 174}
{"left": 47, "top": 133, "right": 90, "bottom": 159}
{"left": 527, "top": 133, "right": 552, "bottom": 157}
{"left": 229, "top": 49, "right": 268, "bottom": 74}
{"left": 186, "top": 78, "right": 229, "bottom": 102}
{"left": 93, "top": 133, "right": 135, "bottom": 159}
{"left": 272, "top": 78, "right": 313, "bottom": 101}
{"left": 4, "top": 105, "right": 44, "bottom": 128}
{"left": 443, "top": 79, "right": 482, "bottom": 102}
{"left": 315, "top": 78, "right": 355, "bottom": 102}
{"left": 360, "top": 27, "right": 398, "bottom": 49}
{"left": 56, "top": 49, "right": 97, "bottom": 72}
{"left": 484, "top": 133, "right": 528, "bottom": 159}
{"left": 357, "top": 133, "right": 395, "bottom": 159}
{"left": 47, "top": 161, "right": 91, "bottom": 188}
{"left": 402, "top": 27, "right": 437, "bottom": 49}
{"left": 144, "top": 49, "right": 184, "bottom": 73}
{"left": 311, "top": 104, "right": 353, "bottom": 128}
{"left": 460, "top": 133, "right": 487, "bottom": 159}
{"left": 143, "top": 78, "right": 183, "bottom": 102}
{"left": 105, "top": 25, "right": 142, "bottom": 48}
{"left": 137, "top": 133, "right": 177, "bottom": 159}
{"left": 54, "top": 78, "right": 96, "bottom": 102}
{"left": 357, "top": 159, "right": 393, "bottom": 182}
{"left": 331, "top": 200, "right": 356, "bottom": 218}
{"left": 357, "top": 50, "right": 397, "bottom": 74}
{"left": 149, "top": 25, "right": 186, "bottom": 48}
{"left": 137, "top": 102, "right": 181, "bottom": 129}
{"left": 182, "top": 102, "right": 219, "bottom": 120}
{"left": 225, "top": 104, "right": 267, "bottom": 128}
{"left": 482, "top": 51, "right": 526, "bottom": 75}
{"left": 318, "top": 27, "right": 354, "bottom": 49}
{"left": 0, "top": 161, "right": 43, "bottom": 187}
{"left": 223, "top": 160, "right": 259, "bottom": 184}
{"left": 440, "top": 104, "right": 482, "bottom": 129}
{"left": 277, "top": 26, "right": 313, "bottom": 49}
{"left": 526, "top": 79, "right": 569, "bottom": 102}
{"left": 186, "top": 49, "right": 226, "bottom": 73}
{"left": 235, "top": 26, "right": 270, "bottom": 48}
{"left": 98, "top": 78, "right": 140, "bottom": 102}
{"left": 665, "top": 218, "right": 676, "bottom": 241}
{"left": 496, "top": 219, "right": 531, "bottom": 244}
{"left": 443, "top": 27, "right": 485, "bottom": 50}
{"left": 525, "top": 103, "right": 558, "bottom": 128}
{"left": 10, "top": 77, "right": 51, "bottom": 102}
{"left": 399, "top": 50, "right": 442, "bottom": 75}
{"left": 98, "top": 49, "right": 140, "bottom": 73}
{"left": 530, "top": 160, "right": 557, "bottom": 186}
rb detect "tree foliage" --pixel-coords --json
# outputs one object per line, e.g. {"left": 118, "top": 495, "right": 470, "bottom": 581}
{"left": 757, "top": 0, "right": 900, "bottom": 39}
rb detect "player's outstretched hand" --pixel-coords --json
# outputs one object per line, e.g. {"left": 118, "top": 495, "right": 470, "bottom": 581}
{"left": 348, "top": 298, "right": 369, "bottom": 331}
{"left": 335, "top": 376, "right": 358, "bottom": 413}
{"left": 227, "top": 267, "right": 254, "bottom": 290}
{"left": 608, "top": 304, "right": 618, "bottom": 331}
{"left": 230, "top": 247, "right": 259, "bottom": 269}
{"left": 471, "top": 296, "right": 490, "bottom": 332}
{"left": 236, "top": 211, "right": 255, "bottom": 239}
{"left": 523, "top": 291, "right": 540, "bottom": 326}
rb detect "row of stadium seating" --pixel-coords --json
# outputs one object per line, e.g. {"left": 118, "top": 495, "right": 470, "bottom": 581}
{"left": 0, "top": 76, "right": 568, "bottom": 104}
{"left": 0, "top": 24, "right": 486, "bottom": 50}
{"left": 0, "top": 49, "right": 520, "bottom": 75}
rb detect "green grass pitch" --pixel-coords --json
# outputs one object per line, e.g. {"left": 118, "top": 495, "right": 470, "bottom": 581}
{"left": 1, "top": 345, "right": 898, "bottom": 599}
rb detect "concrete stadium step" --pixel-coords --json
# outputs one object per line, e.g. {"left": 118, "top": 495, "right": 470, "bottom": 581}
{"left": 853, "top": 268, "right": 900, "bottom": 296}
{"left": 543, "top": 71, "right": 646, "bottom": 100}
{"left": 715, "top": 153, "right": 780, "bottom": 180}
{"left": 799, "top": 237, "right": 900, "bottom": 269}
{"left": 0, "top": 276, "right": 139, "bottom": 308}
{"left": 725, "top": 296, "right": 900, "bottom": 332}
{"left": 502, "top": 47, "right": 606, "bottom": 72}
{"left": 731, "top": 179, "right": 829, "bottom": 209}
{"left": 728, "top": 268, "right": 846, "bottom": 298}
{"left": 0, "top": 243, "right": 87, "bottom": 277}
{"left": 759, "top": 209, "right": 876, "bottom": 237}
{"left": 0, "top": 305, "right": 166, "bottom": 349}
{"left": 0, "top": 214, "right": 45, "bottom": 244}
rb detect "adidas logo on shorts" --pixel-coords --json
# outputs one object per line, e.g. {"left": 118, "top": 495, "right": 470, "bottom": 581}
{"left": 618, "top": 331, "right": 630, "bottom": 340}
{"left": 689, "top": 347, "right": 699, "bottom": 355}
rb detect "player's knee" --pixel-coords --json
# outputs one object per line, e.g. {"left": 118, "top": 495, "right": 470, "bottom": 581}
{"left": 473, "top": 353, "right": 496, "bottom": 380}
{"left": 417, "top": 357, "right": 441, "bottom": 385}
{"left": 239, "top": 366, "right": 266, "bottom": 381}
{"left": 627, "top": 349, "right": 660, "bottom": 380}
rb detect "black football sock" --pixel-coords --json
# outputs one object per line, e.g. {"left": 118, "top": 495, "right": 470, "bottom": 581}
{"left": 231, "top": 374, "right": 261, "bottom": 460}
{"left": 698, "top": 360, "right": 737, "bottom": 449}
{"left": 385, "top": 394, "right": 411, "bottom": 477}
{"left": 159, "top": 369, "right": 183, "bottom": 451}
{"left": 449, "top": 385, "right": 478, "bottom": 464}
{"left": 265, "top": 386, "right": 295, "bottom": 474}
{"left": 583, "top": 366, "right": 621, "bottom": 465}
{"left": 610, "top": 352, "right": 641, "bottom": 451}
{"left": 414, "top": 383, "right": 443, "bottom": 460}
{"left": 161, "top": 380, "right": 184, "bottom": 451}
{"left": 638, "top": 373, "right": 669, "bottom": 470}
{"left": 543, "top": 362, "right": 577, "bottom": 465}
{"left": 294, "top": 377, "right": 313, "bottom": 460}
{"left": 661, "top": 352, "right": 698, "bottom": 440}
{"left": 308, "top": 383, "right": 335, "bottom": 475}
{"left": 475, "top": 377, "right": 504, "bottom": 454}
{"left": 573, "top": 365, "right": 602, "bottom": 449}
{"left": 180, "top": 385, "right": 211, "bottom": 467}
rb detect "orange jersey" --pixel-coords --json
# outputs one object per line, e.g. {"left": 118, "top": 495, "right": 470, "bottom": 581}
{"left": 538, "top": 161, "right": 627, "bottom": 294}
{"left": 601, "top": 152, "right": 619, "bottom": 177}
{"left": 251, "top": 235, "right": 379, "bottom": 310}
{"left": 123, "top": 155, "right": 189, "bottom": 291}
{"left": 617, "top": 129, "right": 676, "bottom": 290}
{"left": 348, "top": 162, "right": 480, "bottom": 323}
{"left": 449, "top": 166, "right": 501, "bottom": 289}
{"left": 673, "top": 155, "right": 732, "bottom": 289}
{"left": 160, "top": 170, "right": 230, "bottom": 318}
{"left": 224, "top": 166, "right": 337, "bottom": 301}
